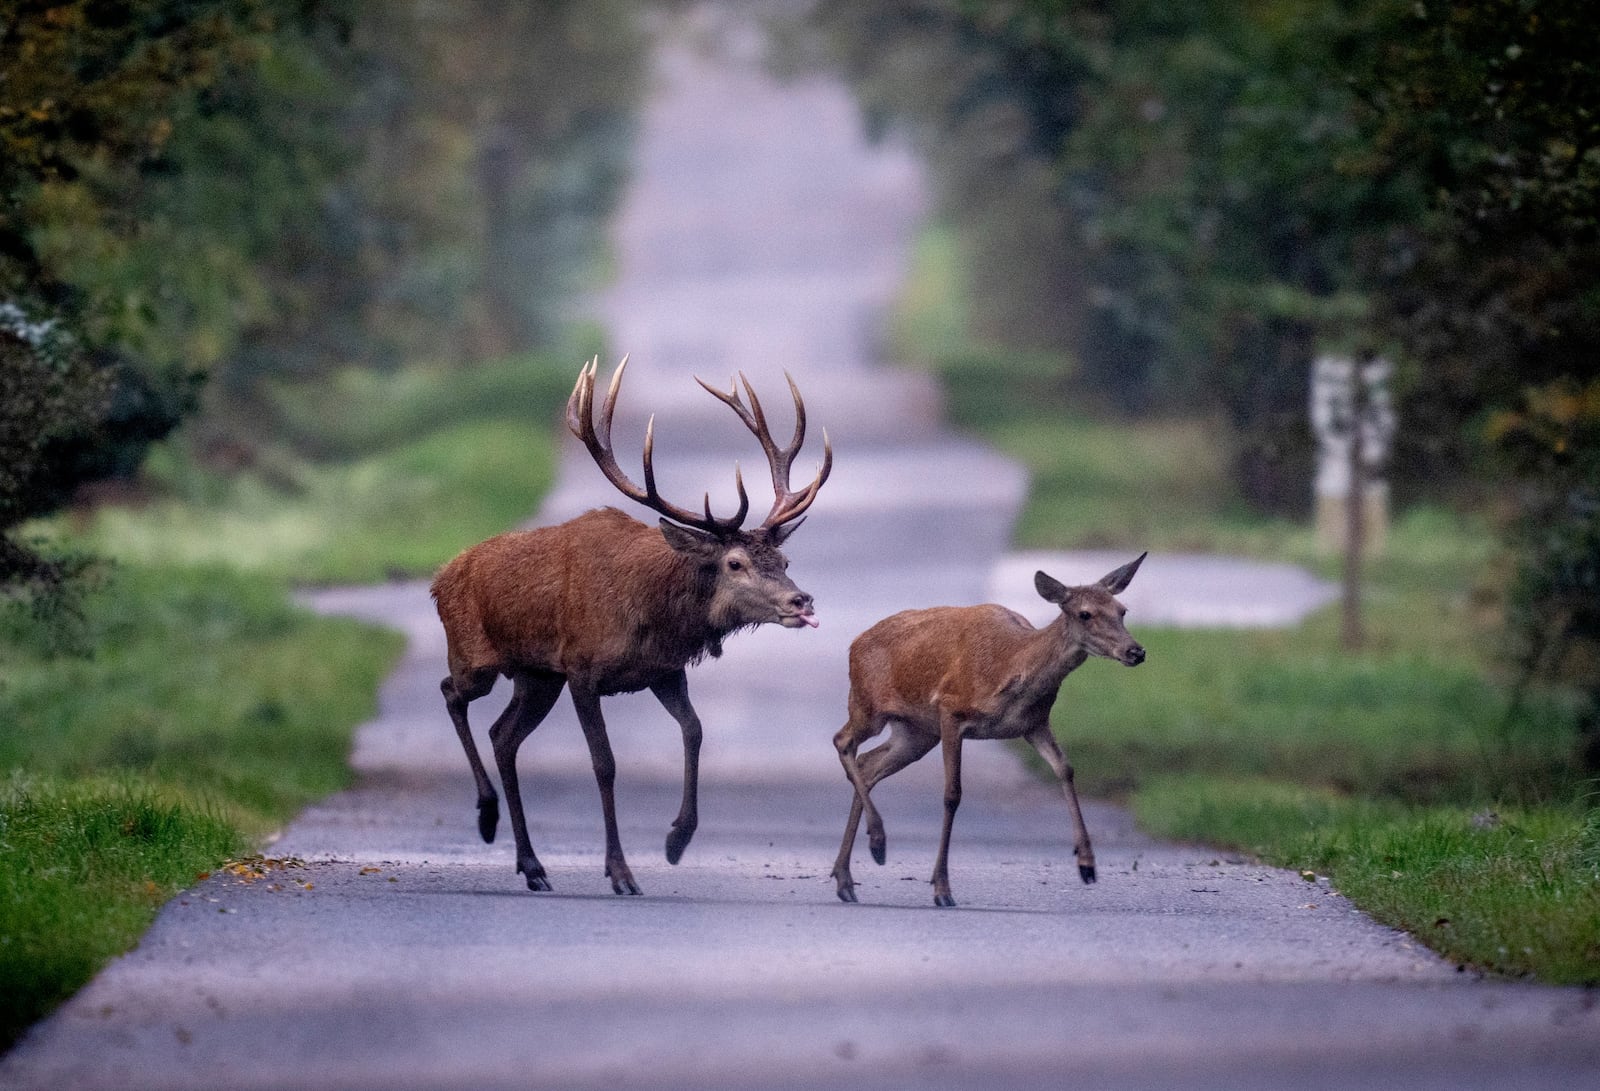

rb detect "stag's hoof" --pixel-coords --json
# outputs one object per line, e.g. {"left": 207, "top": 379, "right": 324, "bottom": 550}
{"left": 477, "top": 797, "right": 500, "bottom": 843}
{"left": 664, "top": 821, "right": 696, "bottom": 865}
{"left": 1079, "top": 863, "right": 1097, "bottom": 885}
{"left": 933, "top": 891, "right": 957, "bottom": 908}
{"left": 521, "top": 868, "right": 552, "bottom": 893}
{"left": 607, "top": 865, "right": 642, "bottom": 896}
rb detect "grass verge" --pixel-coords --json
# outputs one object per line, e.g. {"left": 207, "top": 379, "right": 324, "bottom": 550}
{"left": 0, "top": 564, "right": 404, "bottom": 1047}
{"left": 1133, "top": 778, "right": 1600, "bottom": 984}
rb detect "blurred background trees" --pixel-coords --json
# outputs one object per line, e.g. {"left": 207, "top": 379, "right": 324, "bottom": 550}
{"left": 804, "top": 0, "right": 1600, "bottom": 746}
{"left": 1, "top": 0, "right": 642, "bottom": 593}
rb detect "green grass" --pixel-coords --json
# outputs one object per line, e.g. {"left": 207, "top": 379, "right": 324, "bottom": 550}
{"left": 1134, "top": 778, "right": 1600, "bottom": 984}
{"left": 0, "top": 777, "right": 243, "bottom": 1046}
{"left": 76, "top": 417, "right": 554, "bottom": 584}
{"left": 889, "top": 220, "right": 1598, "bottom": 983}
{"left": 0, "top": 564, "right": 404, "bottom": 1046}
{"left": 48, "top": 351, "right": 570, "bottom": 584}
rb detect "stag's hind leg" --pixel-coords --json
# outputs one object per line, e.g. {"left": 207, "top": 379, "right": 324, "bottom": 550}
{"left": 832, "top": 720, "right": 936, "bottom": 904}
{"left": 490, "top": 671, "right": 566, "bottom": 891}
{"left": 442, "top": 668, "right": 502, "bottom": 842}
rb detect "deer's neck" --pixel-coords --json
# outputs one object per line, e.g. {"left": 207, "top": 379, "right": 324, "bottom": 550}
{"left": 1027, "top": 614, "right": 1089, "bottom": 686}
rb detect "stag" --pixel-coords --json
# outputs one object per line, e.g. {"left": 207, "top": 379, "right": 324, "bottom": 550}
{"left": 831, "top": 554, "right": 1146, "bottom": 907}
{"left": 432, "top": 356, "right": 831, "bottom": 894}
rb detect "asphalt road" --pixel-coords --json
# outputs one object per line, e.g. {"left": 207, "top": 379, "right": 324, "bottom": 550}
{"left": 4, "top": 6, "right": 1596, "bottom": 1089}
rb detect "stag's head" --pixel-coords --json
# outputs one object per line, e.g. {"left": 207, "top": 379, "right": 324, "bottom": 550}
{"left": 1034, "top": 554, "right": 1147, "bottom": 667}
{"left": 568, "top": 356, "right": 831, "bottom": 633}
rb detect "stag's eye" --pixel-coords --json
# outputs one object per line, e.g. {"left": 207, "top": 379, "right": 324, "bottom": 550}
{"left": 727, "top": 558, "right": 743, "bottom": 572}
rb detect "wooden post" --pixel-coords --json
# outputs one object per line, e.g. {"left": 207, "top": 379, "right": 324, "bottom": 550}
{"left": 1341, "top": 364, "right": 1365, "bottom": 652}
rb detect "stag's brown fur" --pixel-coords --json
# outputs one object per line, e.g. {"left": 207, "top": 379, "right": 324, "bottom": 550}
{"left": 435, "top": 357, "right": 828, "bottom": 896}
{"left": 433, "top": 507, "right": 788, "bottom": 696}
{"left": 832, "top": 555, "right": 1147, "bottom": 907}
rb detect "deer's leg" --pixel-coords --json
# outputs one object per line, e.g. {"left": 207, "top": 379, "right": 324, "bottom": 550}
{"left": 931, "top": 719, "right": 964, "bottom": 908}
{"left": 832, "top": 722, "right": 936, "bottom": 903}
{"left": 442, "top": 669, "right": 502, "bottom": 843}
{"left": 648, "top": 669, "right": 702, "bottom": 865}
{"left": 568, "top": 684, "right": 640, "bottom": 895}
{"left": 489, "top": 672, "right": 566, "bottom": 891}
{"left": 1024, "top": 724, "right": 1096, "bottom": 884}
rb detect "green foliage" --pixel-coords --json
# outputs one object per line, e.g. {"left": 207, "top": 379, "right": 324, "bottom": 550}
{"left": 0, "top": 1, "right": 644, "bottom": 599}
{"left": 51, "top": 350, "right": 565, "bottom": 583}
{"left": 0, "top": 776, "right": 243, "bottom": 1048}
{"left": 1135, "top": 779, "right": 1600, "bottom": 984}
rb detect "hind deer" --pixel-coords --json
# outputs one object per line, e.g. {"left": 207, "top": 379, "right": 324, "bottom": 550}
{"left": 831, "top": 554, "right": 1146, "bottom": 907}
{"left": 432, "top": 356, "right": 831, "bottom": 894}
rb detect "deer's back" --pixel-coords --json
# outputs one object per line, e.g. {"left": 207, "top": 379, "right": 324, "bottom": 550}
{"left": 432, "top": 507, "right": 703, "bottom": 686}
{"left": 849, "top": 603, "right": 1039, "bottom": 716}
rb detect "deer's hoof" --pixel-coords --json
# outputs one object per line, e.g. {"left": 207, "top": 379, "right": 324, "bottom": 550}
{"left": 933, "top": 891, "right": 957, "bottom": 908}
{"left": 835, "top": 880, "right": 858, "bottom": 904}
{"left": 1079, "top": 863, "right": 1097, "bottom": 885}
{"left": 477, "top": 797, "right": 499, "bottom": 844}
{"left": 664, "top": 821, "right": 696, "bottom": 865}
{"left": 868, "top": 830, "right": 887, "bottom": 866}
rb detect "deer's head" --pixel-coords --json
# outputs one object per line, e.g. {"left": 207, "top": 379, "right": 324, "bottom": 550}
{"left": 1035, "top": 554, "right": 1147, "bottom": 667}
{"left": 569, "top": 356, "right": 830, "bottom": 633}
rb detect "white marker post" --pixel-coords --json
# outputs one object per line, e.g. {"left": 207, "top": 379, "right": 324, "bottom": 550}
{"left": 1311, "top": 356, "right": 1395, "bottom": 555}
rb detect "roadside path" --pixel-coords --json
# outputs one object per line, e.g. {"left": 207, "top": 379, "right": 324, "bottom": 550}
{"left": 3, "top": 7, "right": 1595, "bottom": 1089}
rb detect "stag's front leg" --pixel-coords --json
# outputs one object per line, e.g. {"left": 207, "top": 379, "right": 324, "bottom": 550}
{"left": 931, "top": 717, "right": 965, "bottom": 907}
{"left": 1024, "top": 724, "right": 1096, "bottom": 884}
{"left": 569, "top": 684, "right": 640, "bottom": 895}
{"left": 490, "top": 673, "right": 566, "bottom": 891}
{"left": 648, "top": 670, "right": 701, "bottom": 865}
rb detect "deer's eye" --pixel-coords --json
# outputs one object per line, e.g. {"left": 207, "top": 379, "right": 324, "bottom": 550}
{"left": 1078, "top": 610, "right": 1093, "bottom": 622}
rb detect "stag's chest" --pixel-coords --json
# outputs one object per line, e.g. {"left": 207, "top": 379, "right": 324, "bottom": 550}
{"left": 584, "top": 619, "right": 716, "bottom": 696}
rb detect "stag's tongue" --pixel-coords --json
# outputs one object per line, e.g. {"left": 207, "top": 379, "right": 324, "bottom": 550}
{"left": 800, "top": 612, "right": 819, "bottom": 629}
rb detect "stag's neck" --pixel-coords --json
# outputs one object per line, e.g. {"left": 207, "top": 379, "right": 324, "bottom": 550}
{"left": 646, "top": 549, "right": 729, "bottom": 661}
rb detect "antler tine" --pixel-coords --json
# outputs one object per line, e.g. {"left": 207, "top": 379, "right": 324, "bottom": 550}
{"left": 767, "top": 427, "right": 833, "bottom": 528}
{"left": 570, "top": 356, "right": 746, "bottom": 534}
{"left": 694, "top": 369, "right": 831, "bottom": 531}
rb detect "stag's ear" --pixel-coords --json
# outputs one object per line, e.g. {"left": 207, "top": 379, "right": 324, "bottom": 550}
{"left": 1098, "top": 552, "right": 1147, "bottom": 594}
{"left": 767, "top": 516, "right": 805, "bottom": 547}
{"left": 659, "top": 519, "right": 720, "bottom": 557}
{"left": 1034, "top": 570, "right": 1069, "bottom": 604}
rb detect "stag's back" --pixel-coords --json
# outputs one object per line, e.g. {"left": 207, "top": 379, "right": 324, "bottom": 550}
{"left": 432, "top": 507, "right": 700, "bottom": 682}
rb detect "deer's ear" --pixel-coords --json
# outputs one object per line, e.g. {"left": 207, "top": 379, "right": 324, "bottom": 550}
{"left": 1098, "top": 552, "right": 1147, "bottom": 594}
{"left": 768, "top": 516, "right": 804, "bottom": 547}
{"left": 1034, "top": 570, "right": 1069, "bottom": 604}
{"left": 659, "top": 519, "right": 719, "bottom": 557}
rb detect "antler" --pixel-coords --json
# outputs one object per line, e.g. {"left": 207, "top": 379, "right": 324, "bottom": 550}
{"left": 568, "top": 355, "right": 750, "bottom": 534}
{"left": 694, "top": 371, "right": 832, "bottom": 532}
